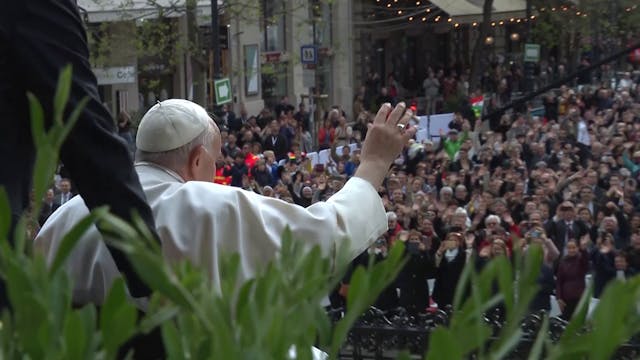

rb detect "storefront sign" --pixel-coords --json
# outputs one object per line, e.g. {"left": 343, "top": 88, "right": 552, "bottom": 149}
{"left": 263, "top": 51, "right": 282, "bottom": 63}
{"left": 93, "top": 66, "right": 136, "bottom": 85}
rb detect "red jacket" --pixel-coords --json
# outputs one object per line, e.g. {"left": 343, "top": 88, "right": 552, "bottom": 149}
{"left": 318, "top": 127, "right": 335, "bottom": 147}
{"left": 214, "top": 166, "right": 231, "bottom": 185}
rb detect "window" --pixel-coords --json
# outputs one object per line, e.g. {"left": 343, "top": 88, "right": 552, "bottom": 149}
{"left": 262, "top": 0, "right": 286, "bottom": 52}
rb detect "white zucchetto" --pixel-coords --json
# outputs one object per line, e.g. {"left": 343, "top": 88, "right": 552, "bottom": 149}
{"left": 136, "top": 99, "right": 211, "bottom": 152}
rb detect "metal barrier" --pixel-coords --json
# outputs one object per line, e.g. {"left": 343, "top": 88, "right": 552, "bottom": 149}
{"left": 332, "top": 307, "right": 640, "bottom": 359}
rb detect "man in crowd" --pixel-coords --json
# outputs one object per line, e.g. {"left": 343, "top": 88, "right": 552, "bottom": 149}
{"left": 36, "top": 99, "right": 416, "bottom": 307}
{"left": 53, "top": 178, "right": 75, "bottom": 211}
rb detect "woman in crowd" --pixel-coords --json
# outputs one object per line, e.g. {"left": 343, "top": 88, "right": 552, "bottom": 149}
{"left": 555, "top": 239, "right": 590, "bottom": 320}
{"left": 432, "top": 231, "right": 469, "bottom": 308}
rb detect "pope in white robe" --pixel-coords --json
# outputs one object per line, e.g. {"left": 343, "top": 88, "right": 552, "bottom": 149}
{"left": 35, "top": 99, "right": 417, "bottom": 306}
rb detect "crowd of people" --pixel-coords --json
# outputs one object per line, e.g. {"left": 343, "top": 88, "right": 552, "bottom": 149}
{"left": 41, "top": 61, "right": 640, "bottom": 321}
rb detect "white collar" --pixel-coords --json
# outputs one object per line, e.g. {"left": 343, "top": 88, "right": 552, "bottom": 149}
{"left": 134, "top": 161, "right": 185, "bottom": 183}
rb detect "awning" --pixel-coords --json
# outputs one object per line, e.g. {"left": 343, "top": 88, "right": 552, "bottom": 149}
{"left": 77, "top": 0, "right": 219, "bottom": 23}
{"left": 429, "top": 0, "right": 528, "bottom": 23}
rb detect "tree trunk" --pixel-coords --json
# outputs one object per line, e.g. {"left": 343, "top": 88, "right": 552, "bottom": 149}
{"left": 469, "top": 0, "right": 494, "bottom": 92}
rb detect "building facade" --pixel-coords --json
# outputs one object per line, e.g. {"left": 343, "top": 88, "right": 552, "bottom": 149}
{"left": 79, "top": 0, "right": 357, "bottom": 122}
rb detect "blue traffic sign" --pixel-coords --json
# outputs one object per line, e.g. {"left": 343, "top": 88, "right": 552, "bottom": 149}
{"left": 301, "top": 45, "right": 318, "bottom": 65}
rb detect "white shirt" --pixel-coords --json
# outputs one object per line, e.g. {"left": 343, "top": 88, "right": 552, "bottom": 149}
{"left": 576, "top": 119, "right": 590, "bottom": 146}
{"left": 35, "top": 163, "right": 387, "bottom": 305}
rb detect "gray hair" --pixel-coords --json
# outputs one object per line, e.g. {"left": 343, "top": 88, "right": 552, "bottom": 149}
{"left": 135, "top": 118, "right": 217, "bottom": 171}
{"left": 440, "top": 186, "right": 453, "bottom": 195}
{"left": 485, "top": 215, "right": 500, "bottom": 225}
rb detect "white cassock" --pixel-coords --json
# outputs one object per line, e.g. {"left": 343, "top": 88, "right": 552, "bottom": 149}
{"left": 34, "top": 163, "right": 387, "bottom": 306}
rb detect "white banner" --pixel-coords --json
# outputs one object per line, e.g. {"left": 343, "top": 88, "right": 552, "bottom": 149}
{"left": 428, "top": 113, "right": 454, "bottom": 138}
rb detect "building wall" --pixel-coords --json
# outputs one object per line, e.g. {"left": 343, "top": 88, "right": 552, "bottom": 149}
{"left": 228, "top": 12, "right": 265, "bottom": 116}
{"left": 85, "top": 0, "right": 357, "bottom": 119}
{"left": 330, "top": 0, "right": 355, "bottom": 118}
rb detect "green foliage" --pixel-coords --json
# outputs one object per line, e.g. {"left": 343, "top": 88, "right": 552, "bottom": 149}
{"left": 531, "top": 0, "right": 640, "bottom": 63}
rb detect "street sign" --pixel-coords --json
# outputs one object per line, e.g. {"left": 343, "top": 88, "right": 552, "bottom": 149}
{"left": 524, "top": 43, "right": 541, "bottom": 63}
{"left": 301, "top": 45, "right": 317, "bottom": 65}
{"left": 214, "top": 78, "right": 232, "bottom": 105}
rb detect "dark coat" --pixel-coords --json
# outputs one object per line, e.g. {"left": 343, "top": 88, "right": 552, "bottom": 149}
{"left": 590, "top": 249, "right": 616, "bottom": 299}
{"left": 530, "top": 263, "right": 556, "bottom": 311}
{"left": 262, "top": 134, "right": 289, "bottom": 161}
{"left": 432, "top": 248, "right": 466, "bottom": 307}
{"left": 556, "top": 250, "right": 589, "bottom": 302}
{"left": 0, "top": 0, "right": 158, "bottom": 299}
{"left": 396, "top": 246, "right": 434, "bottom": 314}
{"left": 546, "top": 219, "right": 589, "bottom": 252}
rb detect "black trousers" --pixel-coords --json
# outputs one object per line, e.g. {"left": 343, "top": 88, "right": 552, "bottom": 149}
{"left": 0, "top": 1, "right": 158, "bottom": 302}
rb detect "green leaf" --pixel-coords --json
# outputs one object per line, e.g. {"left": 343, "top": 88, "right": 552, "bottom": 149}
{"left": 161, "top": 320, "right": 184, "bottom": 360}
{"left": 138, "top": 305, "right": 179, "bottom": 334}
{"left": 53, "top": 65, "right": 73, "bottom": 126}
{"left": 0, "top": 189, "right": 11, "bottom": 242}
{"left": 528, "top": 316, "right": 549, "bottom": 360}
{"left": 63, "top": 308, "right": 92, "bottom": 360}
{"left": 556, "top": 285, "right": 592, "bottom": 347}
{"left": 425, "top": 328, "right": 463, "bottom": 360}
{"left": 100, "top": 278, "right": 138, "bottom": 359}
{"left": 54, "top": 96, "right": 90, "bottom": 149}
{"left": 588, "top": 278, "right": 640, "bottom": 360}
{"left": 452, "top": 259, "right": 472, "bottom": 311}
{"left": 27, "top": 92, "right": 46, "bottom": 148}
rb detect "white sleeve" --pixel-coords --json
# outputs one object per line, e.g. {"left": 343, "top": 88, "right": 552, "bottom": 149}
{"left": 34, "top": 197, "right": 122, "bottom": 306}
{"left": 167, "top": 177, "right": 387, "bottom": 277}
{"left": 254, "top": 176, "right": 387, "bottom": 260}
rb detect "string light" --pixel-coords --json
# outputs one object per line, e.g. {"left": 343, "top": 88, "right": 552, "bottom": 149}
{"left": 367, "top": 1, "right": 610, "bottom": 25}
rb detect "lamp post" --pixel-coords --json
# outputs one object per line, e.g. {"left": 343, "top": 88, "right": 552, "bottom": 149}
{"left": 210, "top": 0, "right": 222, "bottom": 111}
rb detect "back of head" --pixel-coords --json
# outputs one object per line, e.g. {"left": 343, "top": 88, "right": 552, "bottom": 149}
{"left": 135, "top": 99, "right": 217, "bottom": 172}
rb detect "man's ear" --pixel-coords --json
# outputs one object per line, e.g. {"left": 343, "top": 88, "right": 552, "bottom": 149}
{"left": 186, "top": 146, "right": 206, "bottom": 180}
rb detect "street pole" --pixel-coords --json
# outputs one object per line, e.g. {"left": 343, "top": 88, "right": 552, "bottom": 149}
{"left": 210, "top": 0, "right": 222, "bottom": 113}
{"left": 523, "top": 0, "right": 534, "bottom": 92}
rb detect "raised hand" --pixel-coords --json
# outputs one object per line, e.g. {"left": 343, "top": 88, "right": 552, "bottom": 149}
{"left": 355, "top": 103, "right": 417, "bottom": 188}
